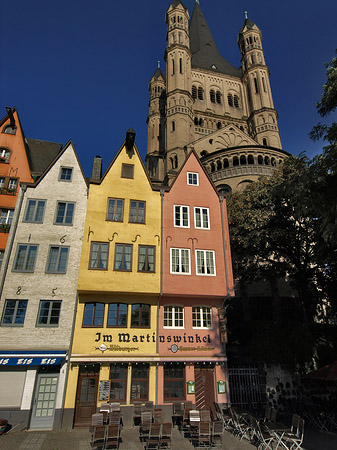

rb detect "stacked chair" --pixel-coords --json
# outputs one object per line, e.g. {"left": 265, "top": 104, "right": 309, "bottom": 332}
{"left": 90, "top": 404, "right": 122, "bottom": 450}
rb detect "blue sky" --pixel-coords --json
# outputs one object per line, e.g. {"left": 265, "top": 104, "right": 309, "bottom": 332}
{"left": 1, "top": 0, "right": 337, "bottom": 177}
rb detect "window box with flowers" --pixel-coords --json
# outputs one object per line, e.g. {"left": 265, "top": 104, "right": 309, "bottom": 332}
{"left": 0, "top": 223, "right": 10, "bottom": 233}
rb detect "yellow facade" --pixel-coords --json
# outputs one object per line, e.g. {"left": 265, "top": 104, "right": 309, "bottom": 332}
{"left": 64, "top": 141, "right": 161, "bottom": 426}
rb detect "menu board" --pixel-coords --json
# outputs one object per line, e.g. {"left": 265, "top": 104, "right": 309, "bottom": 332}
{"left": 99, "top": 380, "right": 110, "bottom": 401}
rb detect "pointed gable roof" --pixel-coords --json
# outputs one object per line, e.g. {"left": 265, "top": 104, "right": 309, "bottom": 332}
{"left": 239, "top": 18, "right": 258, "bottom": 34}
{"left": 189, "top": 3, "right": 241, "bottom": 77}
{"left": 150, "top": 67, "right": 166, "bottom": 82}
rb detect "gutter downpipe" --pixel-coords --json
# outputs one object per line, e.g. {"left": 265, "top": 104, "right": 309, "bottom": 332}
{"left": 219, "top": 195, "right": 232, "bottom": 405}
{"left": 156, "top": 189, "right": 165, "bottom": 406}
{"left": 0, "top": 184, "right": 27, "bottom": 299}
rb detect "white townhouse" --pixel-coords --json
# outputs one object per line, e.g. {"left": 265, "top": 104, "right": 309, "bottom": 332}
{"left": 0, "top": 140, "right": 88, "bottom": 430}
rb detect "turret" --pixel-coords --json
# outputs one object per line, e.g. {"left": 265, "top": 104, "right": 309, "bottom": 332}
{"left": 238, "top": 13, "right": 282, "bottom": 148}
{"left": 164, "top": 0, "right": 194, "bottom": 184}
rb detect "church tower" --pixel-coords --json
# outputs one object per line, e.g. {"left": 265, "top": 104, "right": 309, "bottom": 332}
{"left": 164, "top": 0, "right": 194, "bottom": 184}
{"left": 238, "top": 15, "right": 282, "bottom": 149}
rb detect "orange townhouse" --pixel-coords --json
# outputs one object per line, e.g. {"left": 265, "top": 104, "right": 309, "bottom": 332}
{"left": 157, "top": 151, "right": 234, "bottom": 414}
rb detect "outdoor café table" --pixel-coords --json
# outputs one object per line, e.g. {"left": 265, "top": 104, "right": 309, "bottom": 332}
{"left": 263, "top": 422, "right": 291, "bottom": 449}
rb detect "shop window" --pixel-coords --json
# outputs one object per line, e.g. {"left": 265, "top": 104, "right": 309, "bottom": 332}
{"left": 195, "top": 250, "right": 216, "bottom": 276}
{"left": 192, "top": 306, "right": 212, "bottom": 328}
{"left": 131, "top": 303, "right": 150, "bottom": 328}
{"left": 89, "top": 242, "right": 109, "bottom": 270}
{"left": 138, "top": 245, "right": 155, "bottom": 272}
{"left": 83, "top": 303, "right": 105, "bottom": 327}
{"left": 59, "top": 167, "right": 73, "bottom": 182}
{"left": 174, "top": 205, "right": 189, "bottom": 228}
{"left": 24, "top": 199, "right": 46, "bottom": 223}
{"left": 164, "top": 362, "right": 185, "bottom": 401}
{"left": 37, "top": 300, "right": 62, "bottom": 326}
{"left": 46, "top": 246, "right": 69, "bottom": 273}
{"left": 194, "top": 207, "right": 210, "bottom": 229}
{"left": 114, "top": 243, "right": 132, "bottom": 271}
{"left": 187, "top": 172, "right": 199, "bottom": 186}
{"left": 164, "top": 305, "right": 184, "bottom": 328}
{"left": 107, "top": 303, "right": 128, "bottom": 327}
{"left": 107, "top": 198, "right": 124, "bottom": 222}
{"left": 131, "top": 363, "right": 149, "bottom": 402}
{"left": 110, "top": 363, "right": 128, "bottom": 402}
{"left": 170, "top": 248, "right": 190, "bottom": 274}
{"left": 1, "top": 299, "right": 28, "bottom": 326}
{"left": 55, "top": 201, "right": 75, "bottom": 225}
{"left": 13, "top": 244, "right": 38, "bottom": 272}
{"left": 121, "top": 164, "right": 134, "bottom": 179}
{"left": 129, "top": 200, "right": 145, "bottom": 224}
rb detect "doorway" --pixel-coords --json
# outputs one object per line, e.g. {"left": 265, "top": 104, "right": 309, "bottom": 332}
{"left": 30, "top": 373, "right": 59, "bottom": 429}
{"left": 74, "top": 364, "right": 99, "bottom": 426}
{"left": 194, "top": 363, "right": 215, "bottom": 412}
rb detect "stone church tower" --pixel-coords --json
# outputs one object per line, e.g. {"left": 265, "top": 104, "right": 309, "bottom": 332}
{"left": 146, "top": 0, "right": 289, "bottom": 192}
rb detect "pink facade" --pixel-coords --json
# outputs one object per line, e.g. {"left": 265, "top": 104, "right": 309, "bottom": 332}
{"left": 157, "top": 152, "right": 234, "bottom": 410}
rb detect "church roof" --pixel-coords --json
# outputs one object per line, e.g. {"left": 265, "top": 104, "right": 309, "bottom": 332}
{"left": 189, "top": 2, "right": 241, "bottom": 77}
{"left": 239, "top": 18, "right": 257, "bottom": 34}
{"left": 151, "top": 67, "right": 166, "bottom": 81}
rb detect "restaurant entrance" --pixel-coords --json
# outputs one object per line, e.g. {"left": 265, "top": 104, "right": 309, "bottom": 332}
{"left": 74, "top": 364, "right": 99, "bottom": 426}
{"left": 195, "top": 363, "right": 215, "bottom": 412}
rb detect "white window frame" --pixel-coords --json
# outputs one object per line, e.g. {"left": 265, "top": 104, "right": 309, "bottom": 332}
{"left": 194, "top": 207, "right": 210, "bottom": 230}
{"left": 192, "top": 306, "right": 212, "bottom": 329}
{"left": 174, "top": 205, "right": 190, "bottom": 228}
{"left": 187, "top": 172, "right": 199, "bottom": 186}
{"left": 170, "top": 248, "right": 191, "bottom": 275}
{"left": 195, "top": 249, "right": 216, "bottom": 276}
{"left": 163, "top": 305, "right": 184, "bottom": 328}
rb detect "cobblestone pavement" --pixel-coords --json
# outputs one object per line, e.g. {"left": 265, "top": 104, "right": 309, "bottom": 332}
{"left": 0, "top": 426, "right": 336, "bottom": 450}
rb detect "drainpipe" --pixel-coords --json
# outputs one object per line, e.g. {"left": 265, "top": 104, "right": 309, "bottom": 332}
{"left": 0, "top": 184, "right": 27, "bottom": 299}
{"left": 219, "top": 195, "right": 230, "bottom": 298}
{"left": 156, "top": 189, "right": 165, "bottom": 406}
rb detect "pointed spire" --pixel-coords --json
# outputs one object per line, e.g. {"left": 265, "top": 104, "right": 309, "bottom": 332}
{"left": 189, "top": 1, "right": 241, "bottom": 76}
{"left": 245, "top": 11, "right": 248, "bottom": 19}
{"left": 157, "top": 60, "right": 160, "bottom": 68}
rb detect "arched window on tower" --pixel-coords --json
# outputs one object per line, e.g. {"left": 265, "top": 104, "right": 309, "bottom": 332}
{"left": 233, "top": 156, "right": 239, "bottom": 167}
{"left": 172, "top": 59, "right": 175, "bottom": 75}
{"left": 210, "top": 162, "right": 216, "bottom": 173}
{"left": 192, "top": 86, "right": 197, "bottom": 100}
{"left": 198, "top": 87, "right": 204, "bottom": 100}
{"left": 223, "top": 158, "right": 229, "bottom": 168}
{"left": 234, "top": 95, "right": 239, "bottom": 108}
{"left": 262, "top": 77, "right": 267, "bottom": 92}
{"left": 264, "top": 156, "right": 270, "bottom": 165}
{"left": 194, "top": 117, "right": 199, "bottom": 126}
{"left": 217, "top": 160, "right": 222, "bottom": 170}
{"left": 254, "top": 78, "right": 259, "bottom": 93}
{"left": 258, "top": 155, "right": 263, "bottom": 165}
{"left": 216, "top": 91, "right": 221, "bottom": 104}
{"left": 172, "top": 121, "right": 175, "bottom": 132}
{"left": 217, "top": 122, "right": 222, "bottom": 130}
{"left": 271, "top": 158, "right": 276, "bottom": 166}
{"left": 263, "top": 138, "right": 267, "bottom": 146}
{"left": 179, "top": 58, "right": 183, "bottom": 73}
{"left": 199, "top": 118, "right": 204, "bottom": 127}
{"left": 240, "top": 155, "right": 247, "bottom": 165}
{"left": 248, "top": 155, "right": 254, "bottom": 165}
{"left": 227, "top": 93, "right": 233, "bottom": 107}
{"left": 174, "top": 155, "right": 178, "bottom": 169}
{"left": 210, "top": 90, "right": 215, "bottom": 103}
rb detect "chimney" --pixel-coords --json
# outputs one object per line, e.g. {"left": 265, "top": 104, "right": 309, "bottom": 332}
{"left": 91, "top": 155, "right": 102, "bottom": 181}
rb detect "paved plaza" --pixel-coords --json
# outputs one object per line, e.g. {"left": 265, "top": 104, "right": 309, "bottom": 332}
{"left": 0, "top": 426, "right": 336, "bottom": 450}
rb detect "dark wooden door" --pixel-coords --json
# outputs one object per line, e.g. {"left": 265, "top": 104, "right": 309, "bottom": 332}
{"left": 74, "top": 372, "right": 99, "bottom": 426}
{"left": 195, "top": 366, "right": 215, "bottom": 412}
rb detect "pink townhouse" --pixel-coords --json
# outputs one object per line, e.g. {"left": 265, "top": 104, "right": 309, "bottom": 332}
{"left": 157, "top": 151, "right": 234, "bottom": 414}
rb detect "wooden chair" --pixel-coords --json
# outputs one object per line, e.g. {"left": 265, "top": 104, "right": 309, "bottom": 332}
{"left": 133, "top": 401, "right": 142, "bottom": 426}
{"left": 143, "top": 401, "right": 154, "bottom": 412}
{"left": 140, "top": 411, "right": 153, "bottom": 442}
{"left": 110, "top": 402, "right": 121, "bottom": 412}
{"left": 160, "top": 422, "right": 172, "bottom": 449}
{"left": 200, "top": 409, "right": 211, "bottom": 423}
{"left": 197, "top": 421, "right": 211, "bottom": 448}
{"left": 154, "top": 408, "right": 163, "bottom": 424}
{"left": 172, "top": 401, "right": 183, "bottom": 428}
{"left": 145, "top": 423, "right": 162, "bottom": 450}
{"left": 90, "top": 425, "right": 106, "bottom": 450}
{"left": 92, "top": 413, "right": 104, "bottom": 427}
{"left": 105, "top": 424, "right": 120, "bottom": 450}
{"left": 108, "top": 411, "right": 121, "bottom": 426}
{"left": 211, "top": 420, "right": 224, "bottom": 449}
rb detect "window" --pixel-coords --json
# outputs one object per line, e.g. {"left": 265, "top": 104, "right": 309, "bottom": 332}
{"left": 216, "top": 91, "right": 221, "bottom": 104}
{"left": 170, "top": 248, "right": 190, "bottom": 274}
{"left": 1, "top": 300, "right": 28, "bottom": 326}
{"left": 164, "top": 306, "right": 184, "bottom": 328}
{"left": 171, "top": 121, "right": 175, "bottom": 132}
{"left": 89, "top": 242, "right": 109, "bottom": 270}
{"left": 129, "top": 200, "right": 145, "bottom": 224}
{"left": 227, "top": 93, "right": 233, "bottom": 106}
{"left": 131, "top": 303, "right": 150, "bottom": 327}
{"left": 121, "top": 164, "right": 134, "bottom": 179}
{"left": 83, "top": 303, "right": 105, "bottom": 327}
{"left": 55, "top": 202, "right": 75, "bottom": 225}
{"left": 234, "top": 95, "right": 239, "bottom": 108}
{"left": 46, "top": 246, "right": 69, "bottom": 273}
{"left": 59, "top": 167, "right": 73, "bottom": 181}
{"left": 107, "top": 303, "right": 128, "bottom": 327}
{"left": 164, "top": 362, "right": 185, "bottom": 401}
{"left": 0, "top": 148, "right": 10, "bottom": 163}
{"left": 13, "top": 244, "right": 38, "bottom": 272}
{"left": 138, "top": 246, "right": 155, "bottom": 272}
{"left": 0, "top": 249, "right": 4, "bottom": 269}
{"left": 110, "top": 363, "right": 128, "bottom": 402}
{"left": 3, "top": 125, "right": 16, "bottom": 134}
{"left": 210, "top": 90, "right": 215, "bottom": 103}
{"left": 131, "top": 363, "right": 149, "bottom": 402}
{"left": 192, "top": 306, "right": 212, "bottom": 328}
{"left": 194, "top": 207, "right": 210, "bottom": 229}
{"left": 174, "top": 205, "right": 189, "bottom": 228}
{"left": 198, "top": 87, "right": 204, "bottom": 100}
{"left": 196, "top": 250, "right": 216, "bottom": 275}
{"left": 114, "top": 244, "right": 132, "bottom": 271}
{"left": 24, "top": 199, "right": 46, "bottom": 223}
{"left": 0, "top": 209, "right": 13, "bottom": 226}
{"left": 37, "top": 300, "right": 62, "bottom": 326}
{"left": 192, "top": 86, "right": 197, "bottom": 99}
{"left": 187, "top": 172, "right": 199, "bottom": 186}
{"left": 107, "top": 198, "right": 124, "bottom": 222}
